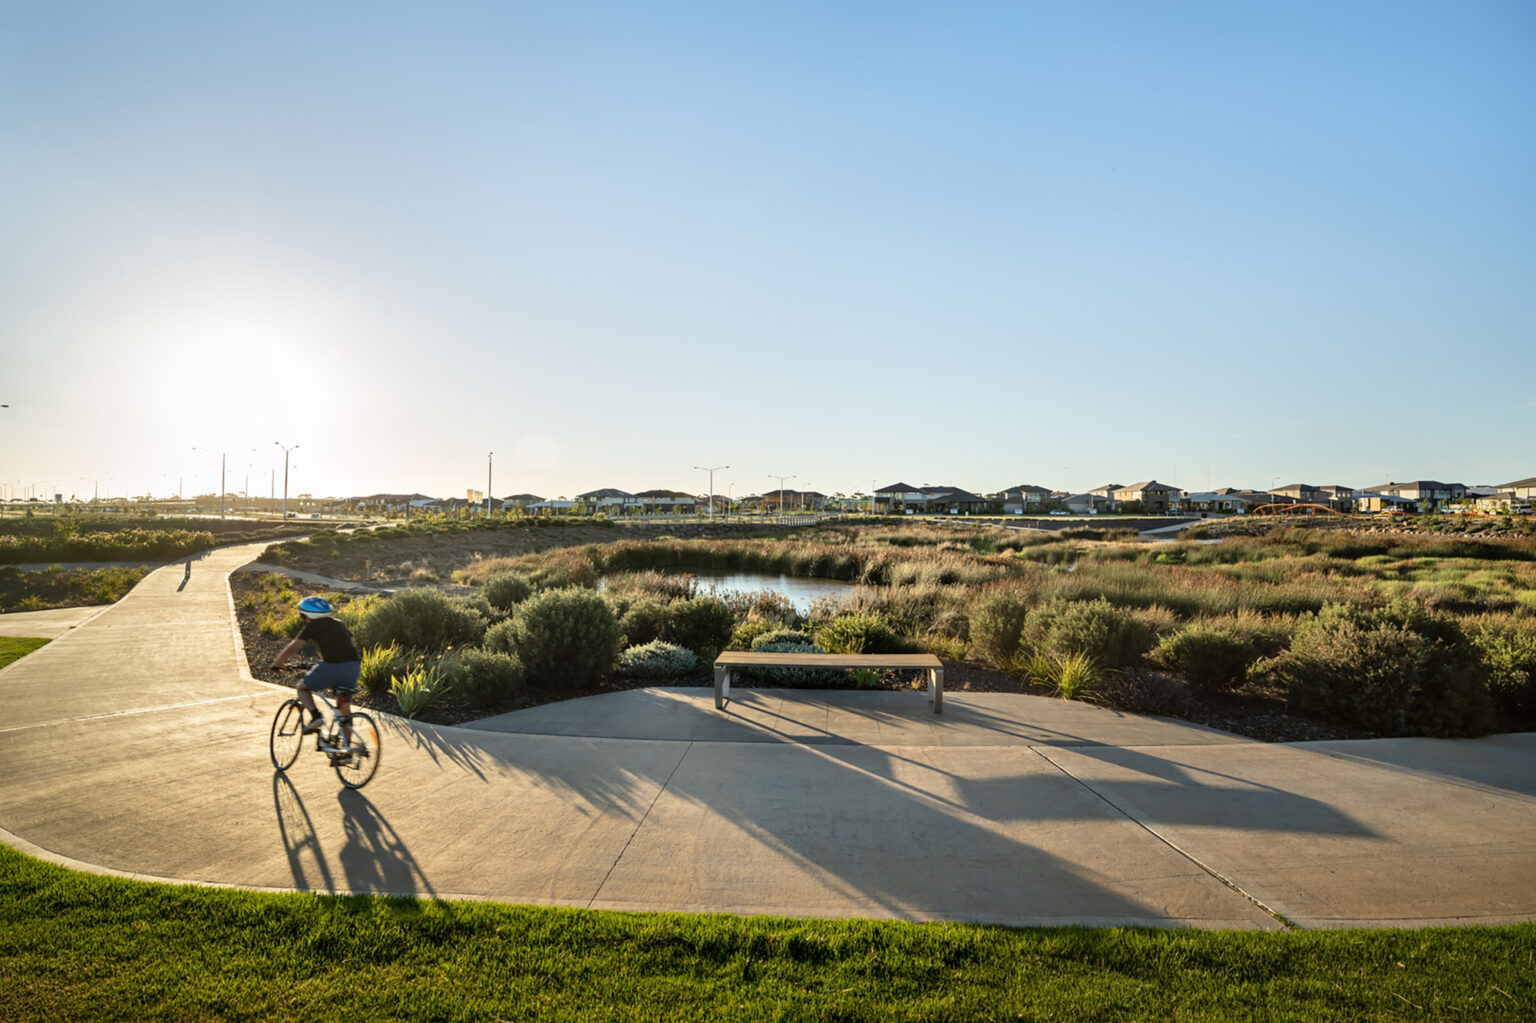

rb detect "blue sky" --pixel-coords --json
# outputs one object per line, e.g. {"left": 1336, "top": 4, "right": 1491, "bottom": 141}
{"left": 4, "top": 1, "right": 1533, "bottom": 502}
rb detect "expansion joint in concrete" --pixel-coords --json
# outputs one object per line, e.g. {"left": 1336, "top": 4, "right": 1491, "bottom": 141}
{"left": 1030, "top": 746, "right": 1299, "bottom": 931}
{"left": 586, "top": 740, "right": 694, "bottom": 909}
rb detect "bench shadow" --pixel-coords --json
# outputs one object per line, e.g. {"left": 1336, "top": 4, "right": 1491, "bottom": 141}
{"left": 1297, "top": 733, "right": 1536, "bottom": 804}
{"left": 388, "top": 691, "right": 1387, "bottom": 926}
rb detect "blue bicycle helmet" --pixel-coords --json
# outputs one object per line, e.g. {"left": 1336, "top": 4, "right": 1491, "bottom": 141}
{"left": 297, "top": 596, "right": 334, "bottom": 618}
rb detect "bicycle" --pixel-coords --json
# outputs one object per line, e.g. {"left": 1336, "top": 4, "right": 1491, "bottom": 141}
{"left": 268, "top": 665, "right": 381, "bottom": 789}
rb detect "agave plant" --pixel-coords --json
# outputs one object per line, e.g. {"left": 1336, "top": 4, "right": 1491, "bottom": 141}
{"left": 389, "top": 662, "right": 451, "bottom": 718}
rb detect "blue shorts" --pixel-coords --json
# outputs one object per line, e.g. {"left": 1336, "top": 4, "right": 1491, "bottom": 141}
{"left": 300, "top": 660, "right": 361, "bottom": 694}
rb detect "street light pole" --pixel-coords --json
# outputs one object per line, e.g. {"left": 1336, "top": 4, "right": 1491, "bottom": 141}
{"left": 275, "top": 442, "right": 299, "bottom": 519}
{"left": 694, "top": 464, "right": 728, "bottom": 519}
{"left": 769, "top": 474, "right": 795, "bottom": 518}
{"left": 487, "top": 451, "right": 493, "bottom": 518}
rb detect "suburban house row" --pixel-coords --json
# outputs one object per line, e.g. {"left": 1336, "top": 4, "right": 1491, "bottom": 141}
{"left": 333, "top": 477, "right": 1536, "bottom": 518}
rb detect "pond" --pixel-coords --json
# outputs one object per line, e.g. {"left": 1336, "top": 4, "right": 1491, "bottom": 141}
{"left": 687, "top": 571, "right": 856, "bottom": 614}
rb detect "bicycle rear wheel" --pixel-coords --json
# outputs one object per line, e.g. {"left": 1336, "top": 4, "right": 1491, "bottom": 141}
{"left": 333, "top": 712, "right": 381, "bottom": 789}
{"left": 269, "top": 699, "right": 306, "bottom": 770}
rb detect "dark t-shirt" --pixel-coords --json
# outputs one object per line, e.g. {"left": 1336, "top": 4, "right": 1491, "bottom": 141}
{"left": 297, "top": 617, "right": 361, "bottom": 663}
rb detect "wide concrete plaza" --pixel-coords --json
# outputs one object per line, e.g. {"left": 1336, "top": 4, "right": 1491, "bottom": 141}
{"left": 2, "top": 543, "right": 1533, "bottom": 930}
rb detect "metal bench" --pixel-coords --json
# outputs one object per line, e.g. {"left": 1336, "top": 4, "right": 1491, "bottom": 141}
{"left": 712, "top": 651, "right": 945, "bottom": 713}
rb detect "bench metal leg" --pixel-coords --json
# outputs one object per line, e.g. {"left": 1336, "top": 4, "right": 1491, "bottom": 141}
{"left": 929, "top": 667, "right": 943, "bottom": 714}
{"left": 714, "top": 665, "right": 731, "bottom": 709}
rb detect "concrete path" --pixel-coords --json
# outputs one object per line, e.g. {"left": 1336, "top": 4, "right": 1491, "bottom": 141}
{"left": 236, "top": 561, "right": 393, "bottom": 593}
{"left": 2, "top": 543, "right": 1533, "bottom": 930}
{"left": 0, "top": 605, "right": 105, "bottom": 638}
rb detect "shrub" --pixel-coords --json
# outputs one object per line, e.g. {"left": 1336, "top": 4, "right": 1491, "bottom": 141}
{"left": 739, "top": 641, "right": 845, "bottom": 688}
{"left": 618, "top": 598, "right": 669, "bottom": 648}
{"left": 968, "top": 591, "right": 1029, "bottom": 666}
{"left": 1471, "top": 623, "right": 1536, "bottom": 720}
{"left": 258, "top": 603, "right": 303, "bottom": 638}
{"left": 729, "top": 619, "right": 782, "bottom": 651}
{"left": 358, "top": 641, "right": 407, "bottom": 697}
{"left": 1280, "top": 602, "right": 1494, "bottom": 738}
{"left": 351, "top": 588, "right": 486, "bottom": 652}
{"left": 815, "top": 613, "right": 901, "bottom": 654}
{"left": 924, "top": 635, "right": 969, "bottom": 660}
{"left": 336, "top": 593, "right": 385, "bottom": 632}
{"left": 442, "top": 648, "right": 525, "bottom": 709}
{"left": 487, "top": 587, "right": 621, "bottom": 689}
{"left": 481, "top": 574, "right": 533, "bottom": 613}
{"left": 750, "top": 628, "right": 814, "bottom": 650}
{"left": 1022, "top": 597, "right": 1156, "bottom": 668}
{"left": 617, "top": 640, "right": 699, "bottom": 678}
{"left": 659, "top": 595, "right": 736, "bottom": 662}
{"left": 1153, "top": 623, "right": 1255, "bottom": 692}
{"left": 452, "top": 593, "right": 500, "bottom": 624}
{"left": 738, "top": 590, "right": 801, "bottom": 628}
{"left": 1095, "top": 669, "right": 1196, "bottom": 717}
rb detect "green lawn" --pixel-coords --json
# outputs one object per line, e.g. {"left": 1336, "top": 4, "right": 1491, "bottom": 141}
{"left": 0, "top": 636, "right": 48, "bottom": 669}
{"left": 1, "top": 845, "right": 1531, "bottom": 1021}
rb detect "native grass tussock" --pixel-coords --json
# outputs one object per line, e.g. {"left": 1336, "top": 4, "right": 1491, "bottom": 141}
{"left": 455, "top": 535, "right": 1014, "bottom": 590}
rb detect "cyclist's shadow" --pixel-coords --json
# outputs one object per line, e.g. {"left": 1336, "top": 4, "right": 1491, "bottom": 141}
{"left": 272, "top": 773, "right": 435, "bottom": 900}
{"left": 272, "top": 771, "right": 335, "bottom": 893}
{"left": 335, "top": 788, "right": 438, "bottom": 899}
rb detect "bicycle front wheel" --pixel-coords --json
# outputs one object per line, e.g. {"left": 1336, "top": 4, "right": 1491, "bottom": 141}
{"left": 269, "top": 699, "right": 306, "bottom": 770}
{"left": 334, "top": 712, "right": 381, "bottom": 789}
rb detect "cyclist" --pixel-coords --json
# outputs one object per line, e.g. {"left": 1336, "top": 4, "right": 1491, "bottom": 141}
{"left": 271, "top": 596, "right": 360, "bottom": 752}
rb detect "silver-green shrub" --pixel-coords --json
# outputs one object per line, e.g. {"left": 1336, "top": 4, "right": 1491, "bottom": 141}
{"left": 481, "top": 573, "right": 533, "bottom": 613}
{"left": 1022, "top": 597, "right": 1155, "bottom": 668}
{"left": 749, "top": 628, "right": 813, "bottom": 650}
{"left": 815, "top": 612, "right": 901, "bottom": 654}
{"left": 618, "top": 597, "right": 669, "bottom": 648}
{"left": 740, "top": 641, "right": 845, "bottom": 688}
{"left": 967, "top": 591, "right": 1029, "bottom": 666}
{"left": 352, "top": 588, "right": 486, "bottom": 652}
{"left": 443, "top": 648, "right": 525, "bottom": 709}
{"left": 659, "top": 595, "right": 735, "bottom": 662}
{"left": 617, "top": 640, "right": 698, "bottom": 678}
{"left": 485, "top": 586, "right": 621, "bottom": 689}
{"left": 1280, "top": 601, "right": 1493, "bottom": 737}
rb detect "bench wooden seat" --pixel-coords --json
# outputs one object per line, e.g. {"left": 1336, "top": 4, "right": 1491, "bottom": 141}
{"left": 712, "top": 651, "right": 944, "bottom": 713}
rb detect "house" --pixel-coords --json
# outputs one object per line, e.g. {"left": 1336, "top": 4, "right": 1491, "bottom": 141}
{"left": 1111, "top": 480, "right": 1185, "bottom": 513}
{"left": 1474, "top": 491, "right": 1532, "bottom": 514}
{"left": 1363, "top": 481, "right": 1466, "bottom": 514}
{"left": 1316, "top": 485, "right": 1358, "bottom": 511}
{"left": 1355, "top": 492, "right": 1416, "bottom": 514}
{"left": 575, "top": 488, "right": 638, "bottom": 515}
{"left": 1500, "top": 476, "right": 1536, "bottom": 501}
{"left": 525, "top": 499, "right": 578, "bottom": 516}
{"left": 920, "top": 486, "right": 989, "bottom": 515}
{"left": 1062, "top": 493, "right": 1111, "bottom": 515}
{"left": 351, "top": 493, "right": 436, "bottom": 514}
{"left": 634, "top": 489, "right": 697, "bottom": 514}
{"left": 1087, "top": 483, "right": 1123, "bottom": 501}
{"left": 498, "top": 493, "right": 544, "bottom": 511}
{"left": 1183, "top": 491, "right": 1258, "bottom": 514}
{"left": 999, "top": 483, "right": 1053, "bottom": 515}
{"left": 874, "top": 482, "right": 928, "bottom": 514}
{"left": 1271, "top": 483, "right": 1327, "bottom": 505}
